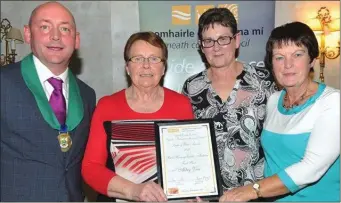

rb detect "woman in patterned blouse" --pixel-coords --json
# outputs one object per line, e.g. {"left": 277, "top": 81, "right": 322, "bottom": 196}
{"left": 182, "top": 7, "right": 276, "bottom": 193}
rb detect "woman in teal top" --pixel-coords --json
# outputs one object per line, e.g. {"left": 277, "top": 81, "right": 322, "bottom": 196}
{"left": 218, "top": 22, "right": 340, "bottom": 202}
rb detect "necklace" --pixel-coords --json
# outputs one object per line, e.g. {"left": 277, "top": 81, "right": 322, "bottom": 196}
{"left": 283, "top": 87, "right": 309, "bottom": 109}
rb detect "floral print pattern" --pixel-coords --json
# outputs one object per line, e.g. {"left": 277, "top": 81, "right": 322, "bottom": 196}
{"left": 182, "top": 64, "right": 276, "bottom": 191}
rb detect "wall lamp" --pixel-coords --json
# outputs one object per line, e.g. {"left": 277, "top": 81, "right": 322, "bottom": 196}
{"left": 307, "top": 7, "right": 340, "bottom": 83}
{"left": 1, "top": 18, "right": 24, "bottom": 66}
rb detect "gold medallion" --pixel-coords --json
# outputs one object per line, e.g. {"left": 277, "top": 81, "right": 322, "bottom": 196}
{"left": 57, "top": 132, "right": 72, "bottom": 152}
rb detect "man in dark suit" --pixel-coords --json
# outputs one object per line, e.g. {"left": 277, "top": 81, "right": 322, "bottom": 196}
{"left": 1, "top": 2, "right": 96, "bottom": 201}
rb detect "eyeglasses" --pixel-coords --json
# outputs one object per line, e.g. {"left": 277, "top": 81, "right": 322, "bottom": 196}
{"left": 200, "top": 35, "right": 236, "bottom": 48}
{"left": 128, "top": 56, "right": 164, "bottom": 64}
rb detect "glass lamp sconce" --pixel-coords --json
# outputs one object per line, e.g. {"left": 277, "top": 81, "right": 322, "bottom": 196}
{"left": 307, "top": 7, "right": 340, "bottom": 83}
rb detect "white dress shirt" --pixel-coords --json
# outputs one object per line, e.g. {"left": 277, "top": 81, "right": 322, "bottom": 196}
{"left": 33, "top": 55, "right": 69, "bottom": 110}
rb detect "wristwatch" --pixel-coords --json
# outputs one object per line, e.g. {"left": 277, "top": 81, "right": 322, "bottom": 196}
{"left": 252, "top": 183, "right": 262, "bottom": 198}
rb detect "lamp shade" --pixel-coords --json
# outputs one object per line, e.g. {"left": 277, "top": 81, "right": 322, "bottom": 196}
{"left": 328, "top": 18, "right": 340, "bottom": 32}
{"left": 6, "top": 27, "right": 24, "bottom": 43}
{"left": 307, "top": 17, "right": 340, "bottom": 35}
{"left": 307, "top": 18, "right": 323, "bottom": 32}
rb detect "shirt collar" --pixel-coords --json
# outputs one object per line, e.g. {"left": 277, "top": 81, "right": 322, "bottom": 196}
{"left": 33, "top": 55, "right": 69, "bottom": 84}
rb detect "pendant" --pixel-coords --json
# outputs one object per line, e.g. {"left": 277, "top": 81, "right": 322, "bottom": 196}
{"left": 57, "top": 132, "right": 72, "bottom": 152}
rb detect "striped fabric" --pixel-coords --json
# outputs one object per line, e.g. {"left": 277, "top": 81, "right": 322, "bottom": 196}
{"left": 109, "top": 120, "right": 168, "bottom": 184}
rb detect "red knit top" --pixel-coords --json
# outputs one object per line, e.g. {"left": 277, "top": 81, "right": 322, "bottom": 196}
{"left": 81, "top": 88, "right": 194, "bottom": 195}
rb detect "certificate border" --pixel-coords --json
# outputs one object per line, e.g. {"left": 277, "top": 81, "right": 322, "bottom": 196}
{"left": 154, "top": 119, "right": 222, "bottom": 201}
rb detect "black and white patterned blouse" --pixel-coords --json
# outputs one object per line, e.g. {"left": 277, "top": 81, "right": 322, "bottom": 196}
{"left": 182, "top": 63, "right": 276, "bottom": 191}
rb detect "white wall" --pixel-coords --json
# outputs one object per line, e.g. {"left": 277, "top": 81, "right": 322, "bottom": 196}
{"left": 275, "top": 1, "right": 340, "bottom": 89}
{"left": 110, "top": 1, "right": 140, "bottom": 94}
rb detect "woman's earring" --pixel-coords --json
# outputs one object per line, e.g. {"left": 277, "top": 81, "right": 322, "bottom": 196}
{"left": 127, "top": 72, "right": 130, "bottom": 75}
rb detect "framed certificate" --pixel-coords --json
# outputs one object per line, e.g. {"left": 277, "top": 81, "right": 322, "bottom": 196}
{"left": 154, "top": 119, "right": 222, "bottom": 201}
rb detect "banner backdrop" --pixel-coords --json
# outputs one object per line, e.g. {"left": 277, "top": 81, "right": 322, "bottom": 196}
{"left": 139, "top": 1, "right": 275, "bottom": 92}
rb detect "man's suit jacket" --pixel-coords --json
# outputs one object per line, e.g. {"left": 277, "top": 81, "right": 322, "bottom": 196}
{"left": 0, "top": 61, "right": 96, "bottom": 201}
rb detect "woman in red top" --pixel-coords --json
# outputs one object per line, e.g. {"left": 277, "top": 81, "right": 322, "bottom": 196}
{"left": 81, "top": 32, "right": 194, "bottom": 202}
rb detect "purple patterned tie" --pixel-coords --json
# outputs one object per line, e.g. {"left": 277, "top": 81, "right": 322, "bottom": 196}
{"left": 48, "top": 77, "right": 66, "bottom": 125}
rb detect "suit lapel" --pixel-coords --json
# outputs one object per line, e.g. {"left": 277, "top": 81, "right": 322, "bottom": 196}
{"left": 65, "top": 82, "right": 91, "bottom": 168}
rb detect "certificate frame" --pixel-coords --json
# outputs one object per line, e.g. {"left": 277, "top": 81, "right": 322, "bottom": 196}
{"left": 154, "top": 119, "right": 222, "bottom": 201}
